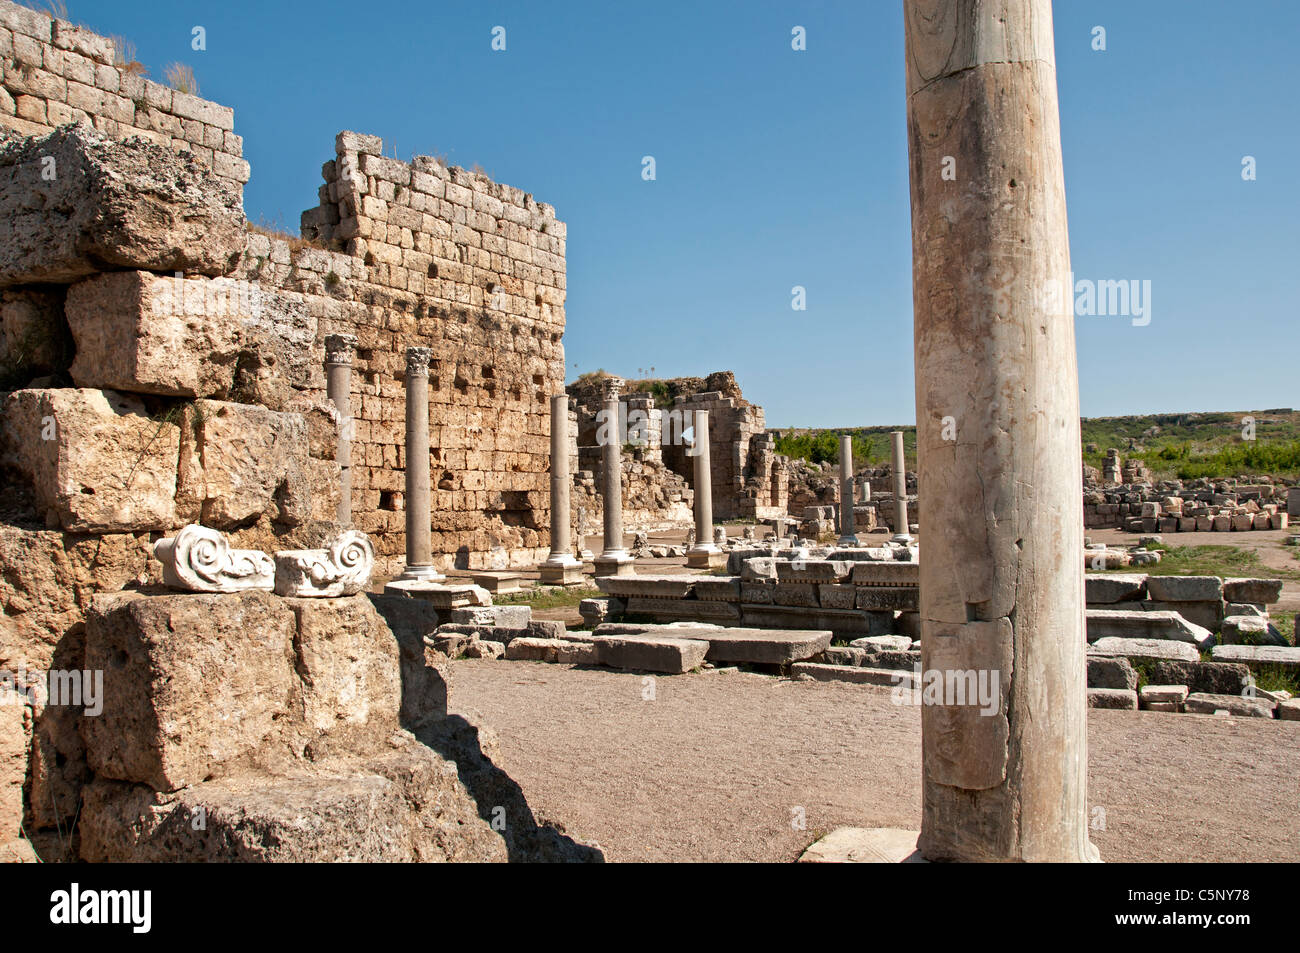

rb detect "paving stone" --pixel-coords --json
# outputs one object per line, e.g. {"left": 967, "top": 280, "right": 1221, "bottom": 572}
{"left": 592, "top": 634, "right": 709, "bottom": 674}
{"left": 1184, "top": 693, "right": 1276, "bottom": 718}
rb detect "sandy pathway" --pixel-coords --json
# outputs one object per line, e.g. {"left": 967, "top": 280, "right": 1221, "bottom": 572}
{"left": 451, "top": 659, "right": 1300, "bottom": 862}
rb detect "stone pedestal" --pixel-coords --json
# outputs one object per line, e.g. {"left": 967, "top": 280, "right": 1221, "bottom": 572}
{"left": 686, "top": 409, "right": 725, "bottom": 570}
{"left": 398, "top": 347, "right": 444, "bottom": 582}
{"left": 837, "top": 434, "right": 858, "bottom": 547}
{"left": 905, "top": 0, "right": 1095, "bottom": 862}
{"left": 539, "top": 394, "right": 585, "bottom": 586}
{"left": 594, "top": 377, "right": 635, "bottom": 577}
{"left": 890, "top": 430, "right": 910, "bottom": 543}
{"left": 324, "top": 333, "right": 356, "bottom": 527}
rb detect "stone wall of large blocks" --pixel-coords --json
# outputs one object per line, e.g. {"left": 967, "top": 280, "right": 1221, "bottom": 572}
{"left": 0, "top": 0, "right": 249, "bottom": 190}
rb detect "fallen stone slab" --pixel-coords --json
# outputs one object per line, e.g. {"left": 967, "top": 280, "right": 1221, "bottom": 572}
{"left": 592, "top": 623, "right": 831, "bottom": 665}
{"left": 1086, "top": 609, "right": 1213, "bottom": 648}
{"left": 1144, "top": 575, "right": 1223, "bottom": 603}
{"left": 798, "top": 827, "right": 923, "bottom": 864}
{"left": 1211, "top": 644, "right": 1300, "bottom": 670}
{"left": 623, "top": 597, "right": 741, "bottom": 623}
{"left": 502, "top": 637, "right": 594, "bottom": 663}
{"left": 1084, "top": 574, "right": 1148, "bottom": 604}
{"left": 0, "top": 123, "right": 246, "bottom": 287}
{"left": 578, "top": 597, "right": 624, "bottom": 628}
{"left": 1088, "top": 638, "right": 1201, "bottom": 663}
{"left": 1087, "top": 656, "right": 1138, "bottom": 691}
{"left": 1222, "top": 578, "right": 1283, "bottom": 605}
{"left": 1139, "top": 599, "right": 1222, "bottom": 633}
{"left": 854, "top": 586, "right": 920, "bottom": 611}
{"left": 849, "top": 635, "right": 914, "bottom": 652}
{"left": 791, "top": 662, "right": 917, "bottom": 689}
{"left": 592, "top": 634, "right": 709, "bottom": 674}
{"left": 849, "top": 562, "right": 920, "bottom": 586}
{"left": 1278, "top": 699, "right": 1300, "bottom": 722}
{"left": 1139, "top": 684, "right": 1189, "bottom": 712}
{"left": 774, "top": 560, "right": 853, "bottom": 583}
{"left": 1087, "top": 688, "right": 1138, "bottom": 710}
{"left": 1219, "top": 615, "right": 1288, "bottom": 647}
{"left": 1184, "top": 693, "right": 1276, "bottom": 718}
{"left": 740, "top": 605, "right": 893, "bottom": 638}
{"left": 383, "top": 580, "right": 491, "bottom": 609}
{"left": 1137, "top": 660, "right": 1252, "bottom": 696}
{"left": 463, "top": 640, "right": 505, "bottom": 660}
{"left": 595, "top": 574, "right": 695, "bottom": 599}
{"left": 449, "top": 605, "right": 531, "bottom": 629}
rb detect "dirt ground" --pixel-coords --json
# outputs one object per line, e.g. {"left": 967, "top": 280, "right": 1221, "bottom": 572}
{"left": 451, "top": 659, "right": 1300, "bottom": 863}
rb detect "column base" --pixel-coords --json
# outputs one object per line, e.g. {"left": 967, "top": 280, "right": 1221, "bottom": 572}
{"left": 398, "top": 563, "right": 446, "bottom": 582}
{"left": 538, "top": 557, "right": 586, "bottom": 586}
{"left": 890, "top": 534, "right": 913, "bottom": 545}
{"left": 836, "top": 535, "right": 861, "bottom": 548}
{"left": 685, "top": 547, "right": 727, "bottom": 570}
{"left": 592, "top": 552, "right": 636, "bottom": 577}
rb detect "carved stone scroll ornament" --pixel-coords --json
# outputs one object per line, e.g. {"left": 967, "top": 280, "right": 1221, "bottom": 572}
{"left": 273, "top": 530, "right": 375, "bottom": 597}
{"left": 153, "top": 524, "right": 275, "bottom": 592}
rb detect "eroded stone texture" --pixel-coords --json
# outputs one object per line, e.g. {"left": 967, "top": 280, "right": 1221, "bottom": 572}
{"left": 65, "top": 271, "right": 247, "bottom": 397}
{"left": 906, "top": 0, "right": 1094, "bottom": 861}
{"left": 1, "top": 388, "right": 180, "bottom": 532}
{"left": 0, "top": 123, "right": 246, "bottom": 286}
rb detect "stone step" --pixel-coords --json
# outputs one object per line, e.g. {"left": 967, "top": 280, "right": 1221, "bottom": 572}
{"left": 592, "top": 623, "right": 831, "bottom": 665}
{"left": 791, "top": 662, "right": 918, "bottom": 688}
{"left": 1085, "top": 609, "right": 1213, "bottom": 648}
{"left": 1087, "top": 637, "right": 1201, "bottom": 663}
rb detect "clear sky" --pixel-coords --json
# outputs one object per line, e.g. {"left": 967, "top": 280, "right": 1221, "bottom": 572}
{"left": 63, "top": 0, "right": 1299, "bottom": 428}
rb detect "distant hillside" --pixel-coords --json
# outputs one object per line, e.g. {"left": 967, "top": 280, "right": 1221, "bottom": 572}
{"left": 771, "top": 409, "right": 1300, "bottom": 480}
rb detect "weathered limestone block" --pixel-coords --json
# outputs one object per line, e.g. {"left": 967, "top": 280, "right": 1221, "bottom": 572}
{"left": 1086, "top": 656, "right": 1138, "bottom": 691}
{"left": 1144, "top": 576, "right": 1223, "bottom": 603}
{"left": 1139, "top": 684, "right": 1189, "bottom": 712}
{"left": 1087, "top": 688, "right": 1138, "bottom": 710}
{"left": 1088, "top": 638, "right": 1201, "bottom": 663}
{"left": 0, "top": 688, "right": 29, "bottom": 838}
{"left": 281, "top": 594, "right": 401, "bottom": 740}
{"left": 177, "top": 399, "right": 321, "bottom": 529}
{"left": 81, "top": 591, "right": 298, "bottom": 791}
{"left": 1222, "top": 578, "right": 1283, "bottom": 606}
{"left": 1086, "top": 609, "right": 1213, "bottom": 647}
{"left": 79, "top": 746, "right": 508, "bottom": 863}
{"left": 65, "top": 271, "right": 247, "bottom": 397}
{"left": 1139, "top": 660, "right": 1251, "bottom": 696}
{"left": 153, "top": 523, "right": 274, "bottom": 592}
{"left": 0, "top": 527, "right": 157, "bottom": 670}
{"left": 273, "top": 531, "right": 375, "bottom": 597}
{"left": 1, "top": 388, "right": 180, "bottom": 532}
{"left": 0, "top": 123, "right": 246, "bottom": 287}
{"left": 1183, "top": 693, "right": 1275, "bottom": 718}
{"left": 1084, "top": 574, "right": 1147, "bottom": 604}
{"left": 592, "top": 634, "right": 709, "bottom": 674}
{"left": 1219, "top": 615, "right": 1287, "bottom": 647}
{"left": 1211, "top": 644, "right": 1300, "bottom": 670}
{"left": 365, "top": 593, "right": 449, "bottom": 728}
{"left": 791, "top": 662, "right": 914, "bottom": 688}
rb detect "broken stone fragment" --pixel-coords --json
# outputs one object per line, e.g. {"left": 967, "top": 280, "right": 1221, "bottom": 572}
{"left": 272, "top": 530, "right": 375, "bottom": 598}
{"left": 0, "top": 123, "right": 247, "bottom": 287}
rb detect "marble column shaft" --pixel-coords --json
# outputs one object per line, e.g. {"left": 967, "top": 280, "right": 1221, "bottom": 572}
{"left": 324, "top": 334, "right": 356, "bottom": 526}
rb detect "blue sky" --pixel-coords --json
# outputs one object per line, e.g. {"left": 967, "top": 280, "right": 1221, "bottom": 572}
{"left": 64, "top": 0, "right": 1299, "bottom": 428}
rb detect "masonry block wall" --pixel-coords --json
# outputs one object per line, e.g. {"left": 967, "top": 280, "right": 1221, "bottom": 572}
{"left": 0, "top": 1, "right": 249, "bottom": 191}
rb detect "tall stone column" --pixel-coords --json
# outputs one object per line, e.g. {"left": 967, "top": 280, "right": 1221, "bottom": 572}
{"left": 593, "top": 376, "right": 635, "bottom": 577}
{"left": 837, "top": 434, "right": 857, "bottom": 546}
{"left": 398, "top": 346, "right": 443, "bottom": 581}
{"left": 539, "top": 393, "right": 584, "bottom": 585}
{"left": 686, "top": 410, "right": 725, "bottom": 569}
{"left": 324, "top": 333, "right": 356, "bottom": 526}
{"left": 890, "top": 430, "right": 910, "bottom": 542}
{"left": 906, "top": 0, "right": 1094, "bottom": 861}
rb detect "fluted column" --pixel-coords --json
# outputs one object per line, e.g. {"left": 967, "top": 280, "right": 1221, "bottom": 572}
{"left": 324, "top": 333, "right": 356, "bottom": 526}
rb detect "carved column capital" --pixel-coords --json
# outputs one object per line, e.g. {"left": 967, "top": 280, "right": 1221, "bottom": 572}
{"left": 405, "top": 346, "right": 433, "bottom": 375}
{"left": 325, "top": 333, "right": 358, "bottom": 366}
